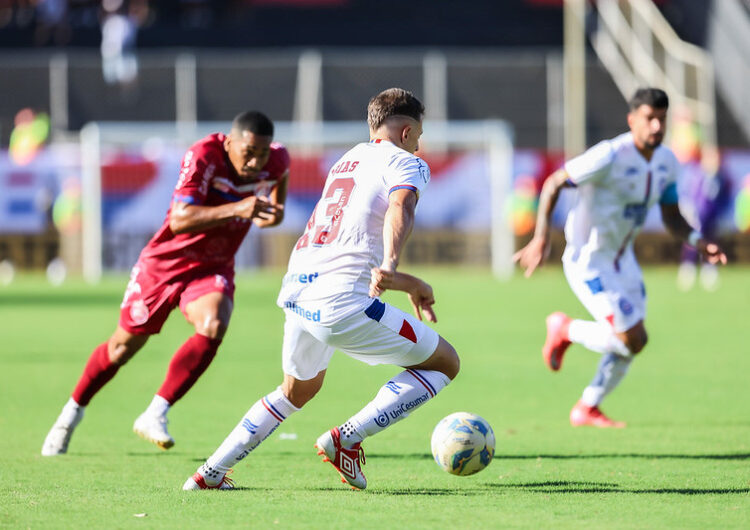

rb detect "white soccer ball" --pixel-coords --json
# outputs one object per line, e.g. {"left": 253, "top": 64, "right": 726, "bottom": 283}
{"left": 431, "top": 412, "right": 495, "bottom": 476}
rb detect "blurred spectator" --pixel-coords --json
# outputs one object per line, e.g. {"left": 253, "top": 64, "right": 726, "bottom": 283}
{"left": 672, "top": 106, "right": 731, "bottom": 291}
{"left": 34, "top": 0, "right": 70, "bottom": 46}
{"left": 9, "top": 107, "right": 50, "bottom": 166}
{"left": 100, "top": 0, "right": 139, "bottom": 85}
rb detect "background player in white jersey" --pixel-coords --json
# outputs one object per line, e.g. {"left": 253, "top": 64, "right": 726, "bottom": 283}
{"left": 184, "top": 88, "right": 460, "bottom": 490}
{"left": 514, "top": 88, "right": 726, "bottom": 428}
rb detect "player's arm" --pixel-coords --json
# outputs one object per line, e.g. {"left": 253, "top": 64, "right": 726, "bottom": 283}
{"left": 169, "top": 197, "right": 278, "bottom": 234}
{"left": 512, "top": 168, "right": 573, "bottom": 277}
{"left": 380, "top": 187, "right": 416, "bottom": 272}
{"left": 253, "top": 170, "right": 289, "bottom": 228}
{"left": 368, "top": 188, "right": 437, "bottom": 322}
{"left": 660, "top": 203, "right": 727, "bottom": 265}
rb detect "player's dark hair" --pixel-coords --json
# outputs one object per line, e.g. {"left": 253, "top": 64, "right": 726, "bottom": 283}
{"left": 367, "top": 88, "right": 425, "bottom": 131}
{"left": 629, "top": 88, "right": 669, "bottom": 111}
{"left": 231, "top": 111, "right": 274, "bottom": 137}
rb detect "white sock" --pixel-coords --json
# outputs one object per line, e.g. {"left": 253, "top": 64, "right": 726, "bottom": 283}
{"left": 581, "top": 353, "right": 632, "bottom": 406}
{"left": 58, "top": 397, "right": 84, "bottom": 427}
{"left": 568, "top": 319, "right": 632, "bottom": 357}
{"left": 338, "top": 369, "right": 451, "bottom": 447}
{"left": 201, "top": 387, "right": 299, "bottom": 485}
{"left": 145, "top": 395, "right": 170, "bottom": 418}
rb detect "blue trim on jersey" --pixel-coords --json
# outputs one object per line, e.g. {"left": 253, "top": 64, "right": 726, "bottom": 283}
{"left": 565, "top": 178, "right": 577, "bottom": 188}
{"left": 658, "top": 182, "right": 678, "bottom": 205}
{"left": 389, "top": 185, "right": 418, "bottom": 195}
{"left": 209, "top": 187, "right": 242, "bottom": 203}
{"left": 364, "top": 299, "right": 386, "bottom": 322}
{"left": 173, "top": 194, "right": 199, "bottom": 205}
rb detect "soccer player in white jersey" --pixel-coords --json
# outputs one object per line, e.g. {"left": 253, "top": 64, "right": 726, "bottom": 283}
{"left": 183, "top": 88, "right": 460, "bottom": 490}
{"left": 514, "top": 88, "right": 726, "bottom": 428}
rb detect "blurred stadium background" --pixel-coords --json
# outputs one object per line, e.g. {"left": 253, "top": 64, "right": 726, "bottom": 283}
{"left": 1, "top": 0, "right": 750, "bottom": 284}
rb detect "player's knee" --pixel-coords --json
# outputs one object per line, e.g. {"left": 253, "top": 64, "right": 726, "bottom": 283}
{"left": 197, "top": 317, "right": 228, "bottom": 340}
{"left": 283, "top": 384, "right": 320, "bottom": 409}
{"left": 108, "top": 342, "right": 136, "bottom": 365}
{"left": 440, "top": 342, "right": 460, "bottom": 381}
{"left": 281, "top": 376, "right": 324, "bottom": 409}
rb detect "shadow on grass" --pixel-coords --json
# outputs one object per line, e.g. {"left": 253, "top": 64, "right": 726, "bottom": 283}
{"left": 489, "top": 481, "right": 750, "bottom": 495}
{"left": 313, "top": 486, "right": 483, "bottom": 496}
{"left": 367, "top": 452, "right": 750, "bottom": 461}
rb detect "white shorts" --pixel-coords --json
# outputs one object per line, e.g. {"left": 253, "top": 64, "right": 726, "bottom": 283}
{"left": 281, "top": 298, "right": 441, "bottom": 381}
{"left": 562, "top": 250, "right": 646, "bottom": 333}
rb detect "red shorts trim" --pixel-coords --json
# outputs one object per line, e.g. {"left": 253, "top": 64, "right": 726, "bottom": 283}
{"left": 119, "top": 262, "right": 235, "bottom": 335}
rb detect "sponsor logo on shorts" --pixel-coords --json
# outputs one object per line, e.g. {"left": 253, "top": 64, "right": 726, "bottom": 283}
{"left": 373, "top": 392, "right": 430, "bottom": 428}
{"left": 129, "top": 299, "right": 149, "bottom": 326}
{"left": 284, "top": 301, "right": 321, "bottom": 322}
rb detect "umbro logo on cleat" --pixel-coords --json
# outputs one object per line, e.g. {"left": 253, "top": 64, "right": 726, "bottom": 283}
{"left": 340, "top": 453, "right": 356, "bottom": 478}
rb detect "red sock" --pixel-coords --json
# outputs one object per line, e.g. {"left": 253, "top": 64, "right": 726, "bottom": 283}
{"left": 71, "top": 342, "right": 120, "bottom": 406}
{"left": 156, "top": 334, "right": 221, "bottom": 404}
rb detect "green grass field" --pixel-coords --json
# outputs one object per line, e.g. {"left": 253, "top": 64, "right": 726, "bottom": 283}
{"left": 2, "top": 266, "right": 749, "bottom": 528}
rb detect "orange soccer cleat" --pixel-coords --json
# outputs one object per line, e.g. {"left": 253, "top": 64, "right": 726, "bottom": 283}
{"left": 542, "top": 312, "right": 572, "bottom": 371}
{"left": 569, "top": 400, "right": 626, "bottom": 428}
{"left": 315, "top": 427, "right": 367, "bottom": 490}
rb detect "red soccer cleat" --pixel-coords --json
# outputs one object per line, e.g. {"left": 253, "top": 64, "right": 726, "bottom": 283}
{"left": 542, "top": 312, "right": 572, "bottom": 371}
{"left": 182, "top": 470, "right": 235, "bottom": 490}
{"left": 569, "top": 400, "right": 626, "bottom": 428}
{"left": 315, "top": 427, "right": 367, "bottom": 490}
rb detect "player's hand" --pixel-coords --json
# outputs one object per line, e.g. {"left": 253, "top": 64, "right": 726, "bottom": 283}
{"left": 512, "top": 235, "right": 550, "bottom": 278}
{"left": 369, "top": 266, "right": 394, "bottom": 297}
{"left": 234, "top": 196, "right": 277, "bottom": 221}
{"left": 253, "top": 203, "right": 284, "bottom": 227}
{"left": 407, "top": 279, "right": 437, "bottom": 323}
{"left": 697, "top": 239, "right": 728, "bottom": 266}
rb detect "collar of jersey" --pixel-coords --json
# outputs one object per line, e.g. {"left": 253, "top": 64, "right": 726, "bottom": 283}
{"left": 369, "top": 138, "right": 393, "bottom": 145}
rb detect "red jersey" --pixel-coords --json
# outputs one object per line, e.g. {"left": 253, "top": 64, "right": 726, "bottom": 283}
{"left": 138, "top": 133, "right": 290, "bottom": 276}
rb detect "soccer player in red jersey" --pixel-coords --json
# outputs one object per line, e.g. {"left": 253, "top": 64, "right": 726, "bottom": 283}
{"left": 42, "top": 111, "right": 290, "bottom": 455}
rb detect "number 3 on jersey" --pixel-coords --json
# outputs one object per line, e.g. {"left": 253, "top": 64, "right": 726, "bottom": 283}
{"left": 296, "top": 177, "right": 356, "bottom": 249}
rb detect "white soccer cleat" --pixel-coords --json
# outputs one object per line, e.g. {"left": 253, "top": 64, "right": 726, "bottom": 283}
{"left": 41, "top": 406, "right": 84, "bottom": 456}
{"left": 315, "top": 427, "right": 367, "bottom": 490}
{"left": 182, "top": 471, "right": 235, "bottom": 490}
{"left": 133, "top": 413, "right": 175, "bottom": 449}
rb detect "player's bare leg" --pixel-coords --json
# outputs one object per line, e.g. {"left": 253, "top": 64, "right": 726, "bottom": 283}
{"left": 136, "top": 292, "right": 232, "bottom": 450}
{"left": 571, "top": 321, "right": 646, "bottom": 428}
{"left": 42, "top": 328, "right": 149, "bottom": 456}
{"left": 316, "top": 337, "right": 460, "bottom": 489}
{"left": 184, "top": 371, "right": 320, "bottom": 490}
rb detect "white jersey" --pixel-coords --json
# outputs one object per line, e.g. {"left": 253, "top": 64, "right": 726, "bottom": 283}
{"left": 277, "top": 139, "right": 430, "bottom": 325}
{"left": 563, "top": 132, "right": 680, "bottom": 269}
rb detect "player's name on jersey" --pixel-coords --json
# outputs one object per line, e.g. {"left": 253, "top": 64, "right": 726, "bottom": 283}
{"left": 330, "top": 160, "right": 359, "bottom": 175}
{"left": 283, "top": 272, "right": 320, "bottom": 285}
{"left": 284, "top": 301, "right": 321, "bottom": 322}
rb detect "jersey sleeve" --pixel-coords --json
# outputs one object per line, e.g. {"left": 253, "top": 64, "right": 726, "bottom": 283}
{"left": 658, "top": 152, "right": 681, "bottom": 205}
{"left": 384, "top": 154, "right": 430, "bottom": 198}
{"left": 564, "top": 140, "right": 615, "bottom": 186}
{"left": 267, "top": 142, "right": 291, "bottom": 180}
{"left": 173, "top": 144, "right": 214, "bottom": 205}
